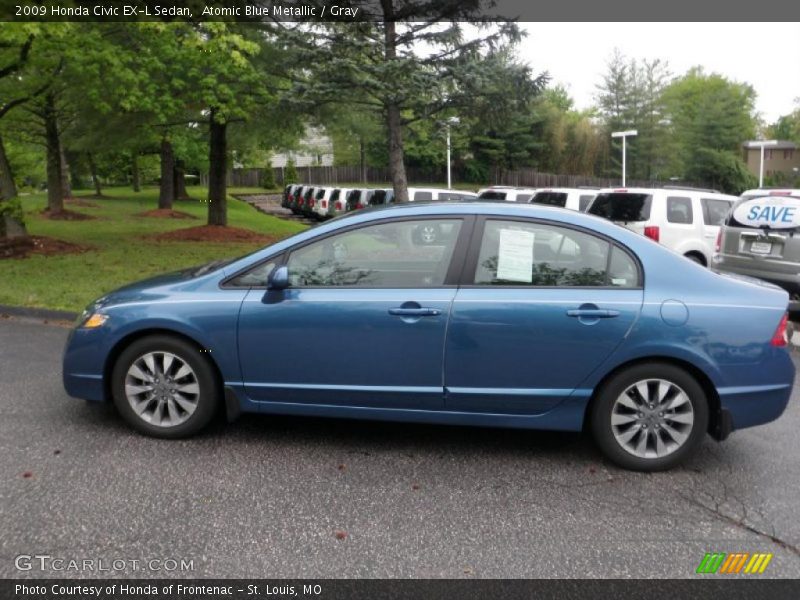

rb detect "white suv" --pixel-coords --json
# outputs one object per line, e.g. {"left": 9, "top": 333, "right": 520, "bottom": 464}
{"left": 529, "top": 188, "right": 598, "bottom": 212}
{"left": 477, "top": 186, "right": 540, "bottom": 202}
{"left": 586, "top": 186, "right": 738, "bottom": 266}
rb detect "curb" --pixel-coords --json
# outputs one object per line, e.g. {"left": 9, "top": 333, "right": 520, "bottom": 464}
{"left": 0, "top": 304, "right": 79, "bottom": 321}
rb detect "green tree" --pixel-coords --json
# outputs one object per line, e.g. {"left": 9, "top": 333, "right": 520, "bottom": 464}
{"left": 275, "top": 3, "right": 528, "bottom": 202}
{"left": 662, "top": 67, "right": 757, "bottom": 191}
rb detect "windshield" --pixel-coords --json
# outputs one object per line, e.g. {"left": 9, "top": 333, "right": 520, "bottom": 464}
{"left": 589, "top": 193, "right": 652, "bottom": 222}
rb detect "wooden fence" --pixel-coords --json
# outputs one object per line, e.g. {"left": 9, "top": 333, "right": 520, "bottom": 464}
{"left": 202, "top": 165, "right": 710, "bottom": 191}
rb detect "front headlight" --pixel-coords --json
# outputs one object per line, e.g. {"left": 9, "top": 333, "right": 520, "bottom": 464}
{"left": 80, "top": 313, "right": 109, "bottom": 329}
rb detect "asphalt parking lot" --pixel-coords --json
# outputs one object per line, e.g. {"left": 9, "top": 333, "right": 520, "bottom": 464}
{"left": 2, "top": 318, "right": 800, "bottom": 579}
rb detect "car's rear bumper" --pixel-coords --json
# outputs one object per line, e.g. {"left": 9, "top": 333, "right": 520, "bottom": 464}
{"left": 718, "top": 351, "right": 795, "bottom": 431}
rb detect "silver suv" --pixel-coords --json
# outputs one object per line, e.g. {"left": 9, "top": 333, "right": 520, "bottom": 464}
{"left": 713, "top": 189, "right": 800, "bottom": 311}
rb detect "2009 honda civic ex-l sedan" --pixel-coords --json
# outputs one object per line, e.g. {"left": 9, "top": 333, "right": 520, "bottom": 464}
{"left": 63, "top": 202, "right": 795, "bottom": 471}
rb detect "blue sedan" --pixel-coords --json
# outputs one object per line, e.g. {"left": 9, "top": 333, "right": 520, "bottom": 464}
{"left": 63, "top": 202, "right": 795, "bottom": 471}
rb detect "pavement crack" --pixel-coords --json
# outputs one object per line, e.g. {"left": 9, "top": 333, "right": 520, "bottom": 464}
{"left": 679, "top": 492, "right": 800, "bottom": 557}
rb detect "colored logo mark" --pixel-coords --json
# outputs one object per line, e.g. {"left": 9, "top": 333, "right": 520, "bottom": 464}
{"left": 696, "top": 552, "right": 773, "bottom": 574}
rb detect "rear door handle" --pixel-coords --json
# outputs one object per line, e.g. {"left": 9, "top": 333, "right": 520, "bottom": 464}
{"left": 389, "top": 307, "right": 441, "bottom": 317}
{"left": 566, "top": 309, "right": 620, "bottom": 318}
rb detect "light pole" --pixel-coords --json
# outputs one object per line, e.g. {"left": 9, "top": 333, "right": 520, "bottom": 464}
{"left": 445, "top": 116, "right": 460, "bottom": 189}
{"left": 751, "top": 140, "right": 778, "bottom": 188}
{"left": 611, "top": 130, "right": 637, "bottom": 186}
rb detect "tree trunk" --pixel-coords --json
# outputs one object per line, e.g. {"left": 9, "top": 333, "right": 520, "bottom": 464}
{"left": 173, "top": 158, "right": 189, "bottom": 200}
{"left": 386, "top": 103, "right": 409, "bottom": 203}
{"left": 131, "top": 152, "right": 140, "bottom": 192}
{"left": 0, "top": 134, "right": 27, "bottom": 239}
{"left": 44, "top": 93, "right": 64, "bottom": 214}
{"left": 207, "top": 112, "right": 227, "bottom": 226}
{"left": 59, "top": 142, "right": 72, "bottom": 199}
{"left": 87, "top": 152, "right": 102, "bottom": 197}
{"left": 380, "top": 7, "right": 409, "bottom": 203}
{"left": 359, "top": 135, "right": 366, "bottom": 183}
{"left": 158, "top": 137, "right": 174, "bottom": 209}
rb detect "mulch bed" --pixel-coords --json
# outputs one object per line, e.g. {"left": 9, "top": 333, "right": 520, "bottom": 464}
{"left": 0, "top": 235, "right": 92, "bottom": 259}
{"left": 65, "top": 198, "right": 101, "bottom": 208}
{"left": 41, "top": 208, "right": 96, "bottom": 221}
{"left": 149, "top": 225, "right": 277, "bottom": 244}
{"left": 135, "top": 209, "right": 197, "bottom": 219}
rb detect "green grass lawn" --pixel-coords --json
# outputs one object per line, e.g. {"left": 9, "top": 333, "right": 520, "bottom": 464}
{"left": 0, "top": 186, "right": 307, "bottom": 312}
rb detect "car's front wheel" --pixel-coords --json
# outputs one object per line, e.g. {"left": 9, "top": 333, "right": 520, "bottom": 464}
{"left": 111, "top": 335, "right": 219, "bottom": 438}
{"left": 590, "top": 363, "right": 709, "bottom": 471}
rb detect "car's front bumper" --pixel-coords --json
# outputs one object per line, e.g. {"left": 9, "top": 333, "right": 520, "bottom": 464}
{"left": 62, "top": 327, "right": 110, "bottom": 402}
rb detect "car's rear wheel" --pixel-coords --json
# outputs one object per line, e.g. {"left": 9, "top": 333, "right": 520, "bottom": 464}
{"left": 590, "top": 363, "right": 709, "bottom": 471}
{"left": 111, "top": 335, "right": 219, "bottom": 438}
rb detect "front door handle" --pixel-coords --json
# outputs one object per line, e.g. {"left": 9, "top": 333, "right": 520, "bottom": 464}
{"left": 566, "top": 309, "right": 620, "bottom": 319}
{"left": 389, "top": 307, "right": 441, "bottom": 317}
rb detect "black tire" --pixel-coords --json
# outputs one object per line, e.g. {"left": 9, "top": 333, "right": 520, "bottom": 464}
{"left": 590, "top": 362, "right": 709, "bottom": 471}
{"left": 111, "top": 335, "right": 220, "bottom": 438}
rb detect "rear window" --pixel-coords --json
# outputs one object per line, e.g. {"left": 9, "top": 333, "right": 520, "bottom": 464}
{"left": 331, "top": 190, "right": 340, "bottom": 202}
{"left": 370, "top": 190, "right": 393, "bottom": 205}
{"left": 316, "top": 189, "right": 326, "bottom": 199}
{"left": 478, "top": 191, "right": 507, "bottom": 201}
{"left": 531, "top": 192, "right": 568, "bottom": 208}
{"left": 588, "top": 193, "right": 652, "bottom": 222}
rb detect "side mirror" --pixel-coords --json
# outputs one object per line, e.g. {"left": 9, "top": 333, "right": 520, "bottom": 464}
{"left": 267, "top": 265, "right": 289, "bottom": 291}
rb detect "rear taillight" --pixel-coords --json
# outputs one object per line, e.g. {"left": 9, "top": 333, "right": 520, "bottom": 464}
{"left": 309, "top": 199, "right": 315, "bottom": 208}
{"left": 356, "top": 202, "right": 364, "bottom": 209}
{"left": 643, "top": 226, "right": 660, "bottom": 242}
{"left": 321, "top": 200, "right": 327, "bottom": 209}
{"left": 771, "top": 313, "right": 789, "bottom": 347}
{"left": 298, "top": 198, "right": 304, "bottom": 206}
{"left": 715, "top": 230, "right": 722, "bottom": 253}
{"left": 336, "top": 202, "right": 343, "bottom": 211}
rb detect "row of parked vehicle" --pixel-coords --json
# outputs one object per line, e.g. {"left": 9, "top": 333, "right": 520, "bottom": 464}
{"left": 281, "top": 184, "right": 479, "bottom": 220}
{"left": 281, "top": 182, "right": 800, "bottom": 290}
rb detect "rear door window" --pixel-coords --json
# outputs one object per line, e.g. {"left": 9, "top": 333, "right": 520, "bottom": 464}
{"left": 701, "top": 198, "right": 732, "bottom": 226}
{"left": 588, "top": 193, "right": 652, "bottom": 222}
{"left": 666, "top": 196, "right": 693, "bottom": 224}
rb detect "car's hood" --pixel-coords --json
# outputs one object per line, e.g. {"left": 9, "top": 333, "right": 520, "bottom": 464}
{"left": 90, "top": 260, "right": 230, "bottom": 310}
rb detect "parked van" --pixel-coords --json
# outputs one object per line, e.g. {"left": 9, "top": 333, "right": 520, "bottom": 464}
{"left": 586, "top": 186, "right": 738, "bottom": 266}
{"left": 300, "top": 186, "right": 318, "bottom": 217}
{"left": 346, "top": 189, "right": 375, "bottom": 211}
{"left": 282, "top": 184, "right": 301, "bottom": 209}
{"left": 290, "top": 185, "right": 310, "bottom": 214}
{"left": 311, "top": 187, "right": 335, "bottom": 220}
{"left": 328, "top": 188, "right": 354, "bottom": 217}
{"left": 529, "top": 188, "right": 598, "bottom": 212}
{"left": 477, "top": 187, "right": 540, "bottom": 202}
{"left": 714, "top": 189, "right": 800, "bottom": 307}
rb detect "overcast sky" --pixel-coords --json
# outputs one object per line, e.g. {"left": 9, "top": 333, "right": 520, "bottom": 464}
{"left": 517, "top": 23, "right": 800, "bottom": 124}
